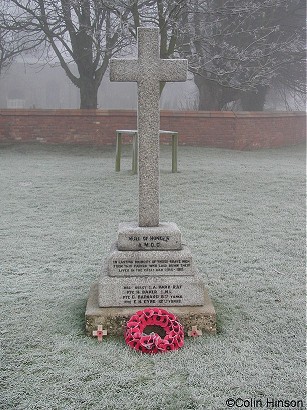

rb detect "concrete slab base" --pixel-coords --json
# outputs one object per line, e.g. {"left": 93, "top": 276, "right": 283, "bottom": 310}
{"left": 85, "top": 281, "right": 216, "bottom": 337}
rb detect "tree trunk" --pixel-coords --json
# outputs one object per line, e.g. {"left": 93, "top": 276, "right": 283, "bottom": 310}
{"left": 194, "top": 74, "right": 238, "bottom": 110}
{"left": 240, "top": 86, "right": 268, "bottom": 111}
{"left": 194, "top": 75, "right": 220, "bottom": 110}
{"left": 79, "top": 75, "right": 98, "bottom": 109}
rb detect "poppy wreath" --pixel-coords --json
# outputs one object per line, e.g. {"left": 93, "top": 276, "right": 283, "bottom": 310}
{"left": 124, "top": 307, "right": 184, "bottom": 354}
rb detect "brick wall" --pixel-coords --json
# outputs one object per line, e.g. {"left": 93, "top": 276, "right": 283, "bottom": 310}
{"left": 0, "top": 109, "right": 305, "bottom": 150}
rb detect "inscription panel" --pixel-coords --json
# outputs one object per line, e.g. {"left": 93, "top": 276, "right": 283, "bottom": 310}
{"left": 108, "top": 243, "right": 193, "bottom": 276}
{"left": 117, "top": 222, "right": 182, "bottom": 251}
{"left": 121, "top": 284, "right": 184, "bottom": 305}
{"left": 98, "top": 269, "right": 205, "bottom": 307}
{"left": 109, "top": 257, "right": 192, "bottom": 276}
{"left": 126, "top": 234, "right": 171, "bottom": 250}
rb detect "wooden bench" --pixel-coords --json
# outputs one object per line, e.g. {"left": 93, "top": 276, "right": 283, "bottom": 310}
{"left": 115, "top": 130, "right": 179, "bottom": 174}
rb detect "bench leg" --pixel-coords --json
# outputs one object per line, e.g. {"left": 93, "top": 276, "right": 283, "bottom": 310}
{"left": 172, "top": 133, "right": 178, "bottom": 173}
{"left": 115, "top": 133, "right": 122, "bottom": 172}
{"left": 132, "top": 133, "right": 138, "bottom": 174}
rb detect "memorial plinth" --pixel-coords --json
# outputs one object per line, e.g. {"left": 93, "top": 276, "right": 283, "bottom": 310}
{"left": 86, "top": 220, "right": 216, "bottom": 334}
{"left": 85, "top": 27, "right": 216, "bottom": 337}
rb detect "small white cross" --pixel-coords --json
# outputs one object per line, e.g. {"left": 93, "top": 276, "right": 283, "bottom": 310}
{"left": 188, "top": 325, "right": 203, "bottom": 337}
{"left": 93, "top": 325, "right": 107, "bottom": 342}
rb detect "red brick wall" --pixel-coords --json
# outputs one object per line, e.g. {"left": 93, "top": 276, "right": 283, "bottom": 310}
{"left": 0, "top": 109, "right": 305, "bottom": 150}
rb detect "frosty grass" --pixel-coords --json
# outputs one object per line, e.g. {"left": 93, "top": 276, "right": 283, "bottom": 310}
{"left": 1, "top": 143, "right": 305, "bottom": 410}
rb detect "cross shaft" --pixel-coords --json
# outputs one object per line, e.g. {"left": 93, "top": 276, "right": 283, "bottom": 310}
{"left": 110, "top": 28, "right": 187, "bottom": 227}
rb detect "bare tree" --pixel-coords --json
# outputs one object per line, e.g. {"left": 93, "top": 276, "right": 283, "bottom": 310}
{"left": 0, "top": 29, "right": 15, "bottom": 74}
{"left": 0, "top": 23, "right": 41, "bottom": 75}
{"left": 105, "top": 0, "right": 187, "bottom": 92}
{"left": 2, "top": 0, "right": 305, "bottom": 110}
{"left": 108, "top": 0, "right": 305, "bottom": 111}
{"left": 179, "top": 0, "right": 306, "bottom": 110}
{"left": 1, "top": 0, "right": 130, "bottom": 108}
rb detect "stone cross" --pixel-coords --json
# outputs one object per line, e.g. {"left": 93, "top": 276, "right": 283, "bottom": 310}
{"left": 110, "top": 27, "right": 187, "bottom": 227}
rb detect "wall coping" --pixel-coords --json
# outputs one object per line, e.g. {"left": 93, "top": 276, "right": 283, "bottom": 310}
{"left": 0, "top": 109, "right": 305, "bottom": 118}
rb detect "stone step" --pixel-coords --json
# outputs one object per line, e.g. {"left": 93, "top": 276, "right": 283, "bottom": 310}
{"left": 117, "top": 221, "right": 182, "bottom": 251}
{"left": 98, "top": 267, "right": 205, "bottom": 307}
{"left": 86, "top": 281, "right": 217, "bottom": 336}
{"left": 107, "top": 243, "right": 193, "bottom": 277}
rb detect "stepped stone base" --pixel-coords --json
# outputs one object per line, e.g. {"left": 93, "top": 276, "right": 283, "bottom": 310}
{"left": 86, "top": 220, "right": 217, "bottom": 338}
{"left": 86, "top": 281, "right": 216, "bottom": 337}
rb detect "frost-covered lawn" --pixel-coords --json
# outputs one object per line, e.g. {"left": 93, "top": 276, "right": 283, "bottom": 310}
{"left": 1, "top": 143, "right": 305, "bottom": 410}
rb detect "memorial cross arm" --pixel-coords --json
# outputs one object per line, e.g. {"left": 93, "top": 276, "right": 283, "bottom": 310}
{"left": 110, "top": 60, "right": 139, "bottom": 82}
